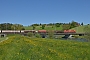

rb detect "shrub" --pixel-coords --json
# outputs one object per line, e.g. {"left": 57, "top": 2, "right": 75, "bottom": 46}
{"left": 35, "top": 33, "right": 41, "bottom": 38}
{"left": 48, "top": 30, "right": 54, "bottom": 39}
{"left": 42, "top": 25, "right": 45, "bottom": 29}
{"left": 27, "top": 32, "right": 34, "bottom": 37}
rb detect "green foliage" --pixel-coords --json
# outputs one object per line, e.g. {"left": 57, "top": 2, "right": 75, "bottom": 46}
{"left": 62, "top": 24, "right": 70, "bottom": 30}
{"left": 47, "top": 23, "right": 53, "bottom": 26}
{"left": 27, "top": 32, "right": 34, "bottom": 37}
{"left": 42, "top": 24, "right": 45, "bottom": 29}
{"left": 35, "top": 33, "right": 41, "bottom": 38}
{"left": 0, "top": 23, "right": 13, "bottom": 30}
{"left": 81, "top": 22, "right": 84, "bottom": 26}
{"left": 0, "top": 35, "right": 90, "bottom": 60}
{"left": 48, "top": 30, "right": 54, "bottom": 39}
{"left": 55, "top": 23, "right": 60, "bottom": 27}
{"left": 0, "top": 23, "right": 25, "bottom": 30}
{"left": 31, "top": 24, "right": 40, "bottom": 26}
{"left": 11, "top": 24, "right": 25, "bottom": 30}
{"left": 40, "top": 23, "right": 42, "bottom": 25}
{"left": 32, "top": 25, "right": 35, "bottom": 30}
{"left": 70, "top": 21, "right": 79, "bottom": 29}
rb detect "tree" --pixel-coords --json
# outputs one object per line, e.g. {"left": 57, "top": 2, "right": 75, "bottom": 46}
{"left": 70, "top": 21, "right": 80, "bottom": 29}
{"left": 55, "top": 23, "right": 60, "bottom": 27}
{"left": 0, "top": 23, "right": 13, "bottom": 30}
{"left": 81, "top": 22, "right": 84, "bottom": 26}
{"left": 32, "top": 25, "right": 35, "bottom": 30}
{"left": 42, "top": 24, "right": 45, "bottom": 29}
{"left": 62, "top": 24, "right": 71, "bottom": 30}
{"left": 31, "top": 24, "right": 39, "bottom": 26}
{"left": 40, "top": 23, "right": 42, "bottom": 25}
{"left": 47, "top": 23, "right": 53, "bottom": 26}
{"left": 11, "top": 24, "right": 25, "bottom": 30}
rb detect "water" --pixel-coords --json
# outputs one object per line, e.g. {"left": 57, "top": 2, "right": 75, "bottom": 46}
{"left": 59, "top": 38, "right": 88, "bottom": 42}
{"left": 42, "top": 34, "right": 89, "bottom": 42}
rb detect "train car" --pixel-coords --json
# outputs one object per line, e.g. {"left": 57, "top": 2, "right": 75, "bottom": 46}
{"left": 24, "top": 30, "right": 36, "bottom": 33}
{"left": 38, "top": 30, "right": 47, "bottom": 33}
{"left": 1, "top": 30, "right": 21, "bottom": 34}
{"left": 54, "top": 30, "right": 64, "bottom": 33}
{"left": 64, "top": 30, "right": 76, "bottom": 33}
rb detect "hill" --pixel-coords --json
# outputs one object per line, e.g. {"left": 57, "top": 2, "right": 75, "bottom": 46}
{"left": 24, "top": 25, "right": 63, "bottom": 30}
{"left": 0, "top": 35, "right": 90, "bottom": 60}
{"left": 71, "top": 25, "right": 90, "bottom": 33}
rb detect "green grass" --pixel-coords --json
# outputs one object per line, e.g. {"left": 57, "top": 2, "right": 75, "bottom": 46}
{"left": 0, "top": 35, "right": 90, "bottom": 60}
{"left": 0, "top": 37, "right": 7, "bottom": 42}
{"left": 71, "top": 25, "right": 90, "bottom": 33}
{"left": 24, "top": 26, "right": 33, "bottom": 30}
{"left": 24, "top": 25, "right": 63, "bottom": 30}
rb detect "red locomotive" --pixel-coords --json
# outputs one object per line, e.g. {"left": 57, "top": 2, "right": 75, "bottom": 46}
{"left": 38, "top": 30, "right": 47, "bottom": 33}
{"left": 64, "top": 30, "right": 76, "bottom": 33}
{"left": 37, "top": 30, "right": 76, "bottom": 33}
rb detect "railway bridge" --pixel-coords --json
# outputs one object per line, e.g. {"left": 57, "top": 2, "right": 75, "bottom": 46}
{"left": 0, "top": 31, "right": 86, "bottom": 38}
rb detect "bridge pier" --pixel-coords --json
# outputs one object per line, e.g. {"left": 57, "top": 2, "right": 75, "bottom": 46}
{"left": 40, "top": 33, "right": 46, "bottom": 38}
{"left": 62, "top": 34, "right": 76, "bottom": 39}
{"left": 79, "top": 34, "right": 84, "bottom": 36}
{"left": 0, "top": 34, "right": 6, "bottom": 37}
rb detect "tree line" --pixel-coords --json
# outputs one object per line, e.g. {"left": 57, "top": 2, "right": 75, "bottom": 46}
{"left": 31, "top": 21, "right": 81, "bottom": 30}
{"left": 0, "top": 23, "right": 25, "bottom": 30}
{"left": 0, "top": 21, "right": 83, "bottom": 30}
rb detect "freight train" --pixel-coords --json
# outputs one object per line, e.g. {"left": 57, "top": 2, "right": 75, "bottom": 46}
{"left": 0, "top": 30, "right": 76, "bottom": 34}
{"left": 0, "top": 30, "right": 36, "bottom": 34}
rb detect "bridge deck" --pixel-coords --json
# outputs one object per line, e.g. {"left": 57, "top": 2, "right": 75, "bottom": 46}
{"left": 0, "top": 32, "right": 85, "bottom": 35}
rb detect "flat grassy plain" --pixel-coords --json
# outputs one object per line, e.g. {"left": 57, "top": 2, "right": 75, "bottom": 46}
{"left": 0, "top": 35, "right": 90, "bottom": 60}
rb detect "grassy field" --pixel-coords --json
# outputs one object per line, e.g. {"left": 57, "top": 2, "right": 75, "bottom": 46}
{"left": 24, "top": 25, "right": 63, "bottom": 30}
{"left": 71, "top": 25, "right": 90, "bottom": 33}
{"left": 0, "top": 35, "right": 90, "bottom": 60}
{"left": 0, "top": 37, "right": 8, "bottom": 42}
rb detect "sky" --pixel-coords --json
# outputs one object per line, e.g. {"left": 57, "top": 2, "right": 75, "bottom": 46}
{"left": 0, "top": 0, "right": 90, "bottom": 26}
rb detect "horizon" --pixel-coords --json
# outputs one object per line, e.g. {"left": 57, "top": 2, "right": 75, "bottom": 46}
{"left": 0, "top": 0, "right": 90, "bottom": 26}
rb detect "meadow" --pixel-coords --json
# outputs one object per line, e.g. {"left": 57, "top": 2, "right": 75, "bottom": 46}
{"left": 0, "top": 37, "right": 7, "bottom": 42}
{"left": 71, "top": 25, "right": 90, "bottom": 33}
{"left": 24, "top": 25, "right": 63, "bottom": 30}
{"left": 0, "top": 35, "right": 90, "bottom": 60}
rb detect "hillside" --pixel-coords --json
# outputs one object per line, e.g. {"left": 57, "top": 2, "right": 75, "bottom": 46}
{"left": 24, "top": 25, "right": 63, "bottom": 30}
{"left": 24, "top": 25, "right": 90, "bottom": 33}
{"left": 0, "top": 35, "right": 90, "bottom": 60}
{"left": 71, "top": 25, "right": 90, "bottom": 33}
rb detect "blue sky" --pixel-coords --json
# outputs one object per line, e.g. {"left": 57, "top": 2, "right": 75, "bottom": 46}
{"left": 0, "top": 0, "right": 90, "bottom": 26}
